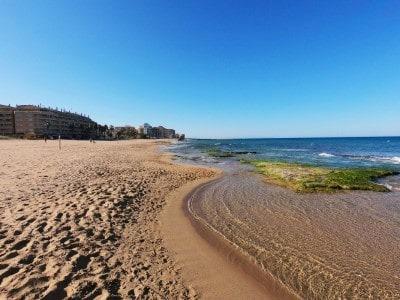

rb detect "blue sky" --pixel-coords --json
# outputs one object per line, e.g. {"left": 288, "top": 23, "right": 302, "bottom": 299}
{"left": 1, "top": 1, "right": 399, "bottom": 138}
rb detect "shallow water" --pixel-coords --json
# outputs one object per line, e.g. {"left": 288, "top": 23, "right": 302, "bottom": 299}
{"left": 188, "top": 166, "right": 400, "bottom": 299}
{"left": 378, "top": 175, "right": 400, "bottom": 191}
{"left": 168, "top": 138, "right": 400, "bottom": 298}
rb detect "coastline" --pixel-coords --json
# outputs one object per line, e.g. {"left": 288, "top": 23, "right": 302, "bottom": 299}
{"left": 186, "top": 165, "right": 400, "bottom": 298}
{"left": 2, "top": 138, "right": 398, "bottom": 298}
{"left": 160, "top": 164, "right": 298, "bottom": 299}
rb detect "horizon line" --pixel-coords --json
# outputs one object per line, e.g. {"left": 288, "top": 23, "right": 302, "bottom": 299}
{"left": 188, "top": 135, "right": 400, "bottom": 140}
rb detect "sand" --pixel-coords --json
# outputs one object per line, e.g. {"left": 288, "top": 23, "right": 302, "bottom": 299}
{"left": 0, "top": 139, "right": 214, "bottom": 299}
{"left": 6, "top": 138, "right": 392, "bottom": 299}
{"left": 161, "top": 175, "right": 298, "bottom": 300}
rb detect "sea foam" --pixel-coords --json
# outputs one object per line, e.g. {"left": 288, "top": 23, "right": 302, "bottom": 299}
{"left": 391, "top": 156, "right": 400, "bottom": 164}
{"left": 319, "top": 152, "right": 335, "bottom": 158}
{"left": 370, "top": 156, "right": 400, "bottom": 164}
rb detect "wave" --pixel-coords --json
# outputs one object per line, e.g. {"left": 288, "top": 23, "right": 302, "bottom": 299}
{"left": 167, "top": 142, "right": 190, "bottom": 150}
{"left": 391, "top": 156, "right": 400, "bottom": 163}
{"left": 341, "top": 154, "right": 400, "bottom": 165}
{"left": 319, "top": 152, "right": 335, "bottom": 158}
{"left": 376, "top": 156, "right": 400, "bottom": 164}
{"left": 269, "top": 148, "right": 309, "bottom": 152}
{"left": 382, "top": 183, "right": 394, "bottom": 191}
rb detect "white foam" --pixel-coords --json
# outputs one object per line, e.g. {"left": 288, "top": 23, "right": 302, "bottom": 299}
{"left": 273, "top": 148, "right": 308, "bottom": 152}
{"left": 382, "top": 183, "right": 393, "bottom": 191}
{"left": 319, "top": 152, "right": 335, "bottom": 158}
{"left": 391, "top": 156, "right": 400, "bottom": 164}
{"left": 373, "top": 156, "right": 400, "bottom": 164}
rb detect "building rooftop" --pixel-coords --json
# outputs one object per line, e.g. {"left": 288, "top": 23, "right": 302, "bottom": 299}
{"left": 0, "top": 104, "right": 15, "bottom": 110}
{"left": 16, "top": 105, "right": 94, "bottom": 122}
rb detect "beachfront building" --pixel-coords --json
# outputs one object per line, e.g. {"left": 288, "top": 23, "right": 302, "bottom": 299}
{"left": 140, "top": 123, "right": 176, "bottom": 139}
{"left": 146, "top": 126, "right": 159, "bottom": 138}
{"left": 1, "top": 103, "right": 182, "bottom": 140}
{"left": 0, "top": 104, "right": 100, "bottom": 139}
{"left": 14, "top": 105, "right": 99, "bottom": 138}
{"left": 157, "top": 126, "right": 175, "bottom": 138}
{"left": 0, "top": 105, "right": 16, "bottom": 136}
{"left": 143, "top": 123, "right": 152, "bottom": 135}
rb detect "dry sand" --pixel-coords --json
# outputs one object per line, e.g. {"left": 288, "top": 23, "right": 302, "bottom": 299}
{"left": 0, "top": 139, "right": 215, "bottom": 299}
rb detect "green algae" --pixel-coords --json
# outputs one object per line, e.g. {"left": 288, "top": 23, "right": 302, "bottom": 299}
{"left": 241, "top": 159, "right": 397, "bottom": 193}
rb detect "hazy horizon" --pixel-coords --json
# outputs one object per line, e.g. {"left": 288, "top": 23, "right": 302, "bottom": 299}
{"left": 1, "top": 1, "right": 399, "bottom": 138}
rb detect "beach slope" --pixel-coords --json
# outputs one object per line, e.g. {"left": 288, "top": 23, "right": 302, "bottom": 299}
{"left": 0, "top": 139, "right": 214, "bottom": 299}
{"left": 161, "top": 175, "right": 298, "bottom": 300}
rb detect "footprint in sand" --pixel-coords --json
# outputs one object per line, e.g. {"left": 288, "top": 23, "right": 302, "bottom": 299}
{"left": 18, "top": 254, "right": 35, "bottom": 265}
{"left": 3, "top": 251, "right": 19, "bottom": 260}
{"left": 11, "top": 239, "right": 29, "bottom": 251}
{"left": 0, "top": 266, "right": 20, "bottom": 284}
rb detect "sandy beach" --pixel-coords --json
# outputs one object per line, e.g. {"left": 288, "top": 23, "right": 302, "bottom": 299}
{"left": 0, "top": 139, "right": 215, "bottom": 299}
{"left": 2, "top": 138, "right": 399, "bottom": 299}
{"left": 2, "top": 1, "right": 400, "bottom": 298}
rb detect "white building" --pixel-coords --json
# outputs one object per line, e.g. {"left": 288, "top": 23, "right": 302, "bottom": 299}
{"left": 143, "top": 123, "right": 152, "bottom": 135}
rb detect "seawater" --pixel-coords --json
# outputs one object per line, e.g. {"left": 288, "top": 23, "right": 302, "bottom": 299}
{"left": 169, "top": 136, "right": 400, "bottom": 169}
{"left": 170, "top": 137, "right": 400, "bottom": 298}
{"left": 188, "top": 169, "right": 400, "bottom": 298}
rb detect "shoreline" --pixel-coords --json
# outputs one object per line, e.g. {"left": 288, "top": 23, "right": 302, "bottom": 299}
{"left": 3, "top": 139, "right": 398, "bottom": 298}
{"left": 160, "top": 163, "right": 298, "bottom": 299}
{"left": 183, "top": 162, "right": 400, "bottom": 298}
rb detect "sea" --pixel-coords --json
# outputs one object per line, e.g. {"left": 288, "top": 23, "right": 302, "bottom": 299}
{"left": 168, "top": 136, "right": 400, "bottom": 169}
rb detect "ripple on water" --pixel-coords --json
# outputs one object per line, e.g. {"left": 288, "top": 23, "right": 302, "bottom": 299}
{"left": 189, "top": 169, "right": 400, "bottom": 299}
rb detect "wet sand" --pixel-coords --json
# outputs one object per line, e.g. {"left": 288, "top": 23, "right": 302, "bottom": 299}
{"left": 161, "top": 174, "right": 298, "bottom": 299}
{"left": 0, "top": 139, "right": 214, "bottom": 299}
{"left": 188, "top": 167, "right": 400, "bottom": 299}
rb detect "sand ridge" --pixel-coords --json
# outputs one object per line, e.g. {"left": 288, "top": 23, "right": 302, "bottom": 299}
{"left": 0, "top": 139, "right": 214, "bottom": 299}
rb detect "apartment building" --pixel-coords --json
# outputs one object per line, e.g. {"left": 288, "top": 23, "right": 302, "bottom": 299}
{"left": 144, "top": 124, "right": 176, "bottom": 139}
{"left": 0, "top": 104, "right": 99, "bottom": 139}
{"left": 0, "top": 105, "right": 15, "bottom": 135}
